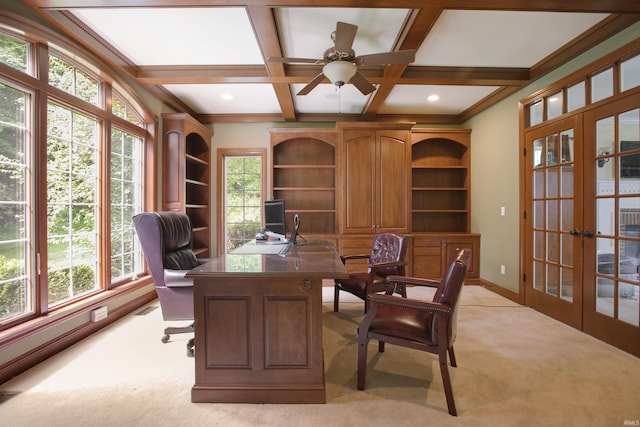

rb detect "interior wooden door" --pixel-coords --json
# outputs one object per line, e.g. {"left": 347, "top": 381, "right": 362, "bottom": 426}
{"left": 524, "top": 115, "right": 583, "bottom": 329}
{"left": 583, "top": 94, "right": 640, "bottom": 357}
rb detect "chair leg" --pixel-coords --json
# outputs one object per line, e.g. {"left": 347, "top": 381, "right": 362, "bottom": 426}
{"left": 448, "top": 346, "right": 457, "bottom": 367}
{"left": 439, "top": 348, "right": 457, "bottom": 416}
{"left": 333, "top": 285, "right": 340, "bottom": 312}
{"left": 162, "top": 323, "right": 194, "bottom": 343}
{"left": 357, "top": 335, "right": 368, "bottom": 390}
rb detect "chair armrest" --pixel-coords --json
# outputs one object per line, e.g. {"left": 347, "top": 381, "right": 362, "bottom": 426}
{"left": 369, "top": 260, "right": 408, "bottom": 271}
{"left": 164, "top": 269, "right": 193, "bottom": 288}
{"left": 340, "top": 254, "right": 370, "bottom": 264}
{"left": 367, "top": 294, "right": 452, "bottom": 314}
{"left": 386, "top": 275, "right": 440, "bottom": 288}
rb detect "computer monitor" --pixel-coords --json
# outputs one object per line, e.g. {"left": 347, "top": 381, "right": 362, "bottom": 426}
{"left": 264, "top": 199, "right": 286, "bottom": 235}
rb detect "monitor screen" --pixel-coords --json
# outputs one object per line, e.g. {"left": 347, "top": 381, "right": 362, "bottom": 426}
{"left": 264, "top": 199, "right": 286, "bottom": 235}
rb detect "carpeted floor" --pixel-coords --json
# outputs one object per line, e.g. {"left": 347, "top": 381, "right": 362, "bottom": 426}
{"left": 1, "top": 285, "right": 638, "bottom": 427}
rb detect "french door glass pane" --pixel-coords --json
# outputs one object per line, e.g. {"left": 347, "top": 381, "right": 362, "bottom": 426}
{"left": 0, "top": 82, "right": 33, "bottom": 322}
{"left": 547, "top": 91, "right": 563, "bottom": 119}
{"left": 620, "top": 54, "right": 640, "bottom": 92}
{"left": 567, "top": 81, "right": 585, "bottom": 112}
{"left": 591, "top": 67, "right": 613, "bottom": 103}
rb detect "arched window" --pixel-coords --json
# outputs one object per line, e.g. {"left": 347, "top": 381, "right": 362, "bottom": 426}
{"left": 0, "top": 18, "right": 155, "bottom": 329}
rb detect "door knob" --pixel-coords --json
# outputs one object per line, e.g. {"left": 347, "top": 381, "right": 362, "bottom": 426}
{"left": 569, "top": 229, "right": 581, "bottom": 236}
{"left": 583, "top": 230, "right": 595, "bottom": 237}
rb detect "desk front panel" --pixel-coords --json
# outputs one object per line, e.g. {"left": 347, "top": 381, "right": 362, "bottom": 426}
{"left": 192, "top": 275, "right": 325, "bottom": 403}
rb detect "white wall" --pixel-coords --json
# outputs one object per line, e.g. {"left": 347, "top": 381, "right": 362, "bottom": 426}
{"left": 465, "top": 21, "right": 640, "bottom": 293}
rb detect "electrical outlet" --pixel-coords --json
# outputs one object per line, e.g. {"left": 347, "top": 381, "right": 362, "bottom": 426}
{"left": 500, "top": 264, "right": 506, "bottom": 275}
{"left": 91, "top": 306, "right": 108, "bottom": 322}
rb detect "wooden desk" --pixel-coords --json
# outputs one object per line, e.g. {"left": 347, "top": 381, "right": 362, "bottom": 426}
{"left": 186, "top": 240, "right": 348, "bottom": 404}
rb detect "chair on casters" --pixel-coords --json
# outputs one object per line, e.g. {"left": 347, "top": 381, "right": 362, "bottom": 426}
{"left": 357, "top": 248, "right": 471, "bottom": 416}
{"left": 334, "top": 233, "right": 409, "bottom": 313}
{"left": 132, "top": 211, "right": 205, "bottom": 357}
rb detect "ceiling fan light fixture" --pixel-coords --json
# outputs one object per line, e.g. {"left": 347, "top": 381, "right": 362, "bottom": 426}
{"left": 323, "top": 61, "right": 357, "bottom": 87}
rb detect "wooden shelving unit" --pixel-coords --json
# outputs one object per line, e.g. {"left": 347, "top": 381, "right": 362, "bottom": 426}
{"left": 162, "top": 113, "right": 212, "bottom": 258}
{"left": 270, "top": 129, "right": 338, "bottom": 235}
{"left": 411, "top": 129, "right": 471, "bottom": 233}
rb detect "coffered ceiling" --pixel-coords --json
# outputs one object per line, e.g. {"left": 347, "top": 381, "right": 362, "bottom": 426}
{"left": 21, "top": 1, "right": 640, "bottom": 124}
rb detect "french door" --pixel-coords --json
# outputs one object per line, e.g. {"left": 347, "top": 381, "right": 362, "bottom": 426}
{"left": 583, "top": 94, "right": 640, "bottom": 356}
{"left": 525, "top": 116, "right": 583, "bottom": 329}
{"left": 525, "top": 93, "right": 640, "bottom": 356}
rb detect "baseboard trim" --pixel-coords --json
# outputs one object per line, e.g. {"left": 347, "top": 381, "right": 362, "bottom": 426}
{"left": 0, "top": 290, "right": 156, "bottom": 384}
{"left": 475, "top": 279, "right": 523, "bottom": 304}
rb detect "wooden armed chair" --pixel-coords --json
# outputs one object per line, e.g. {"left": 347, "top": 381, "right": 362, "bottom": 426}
{"left": 357, "top": 248, "right": 471, "bottom": 416}
{"left": 334, "top": 233, "right": 409, "bottom": 313}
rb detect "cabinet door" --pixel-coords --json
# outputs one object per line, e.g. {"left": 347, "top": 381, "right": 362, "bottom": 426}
{"left": 443, "top": 237, "right": 479, "bottom": 278}
{"left": 342, "top": 129, "right": 409, "bottom": 233}
{"left": 377, "top": 130, "right": 410, "bottom": 231}
{"left": 343, "top": 130, "right": 376, "bottom": 232}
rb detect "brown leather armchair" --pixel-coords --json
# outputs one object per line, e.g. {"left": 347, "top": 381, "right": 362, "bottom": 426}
{"left": 334, "top": 233, "right": 409, "bottom": 313}
{"left": 357, "top": 248, "right": 471, "bottom": 416}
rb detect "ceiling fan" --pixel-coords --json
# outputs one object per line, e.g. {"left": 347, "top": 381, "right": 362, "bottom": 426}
{"left": 268, "top": 21, "right": 415, "bottom": 96}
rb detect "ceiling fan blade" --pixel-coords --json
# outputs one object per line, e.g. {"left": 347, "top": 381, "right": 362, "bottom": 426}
{"left": 334, "top": 21, "right": 358, "bottom": 53}
{"left": 356, "top": 50, "right": 416, "bottom": 66}
{"left": 268, "top": 57, "right": 323, "bottom": 64}
{"left": 297, "top": 72, "right": 326, "bottom": 95}
{"left": 350, "top": 72, "right": 376, "bottom": 95}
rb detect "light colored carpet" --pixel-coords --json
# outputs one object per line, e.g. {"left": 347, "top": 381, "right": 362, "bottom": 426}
{"left": 1, "top": 285, "right": 638, "bottom": 427}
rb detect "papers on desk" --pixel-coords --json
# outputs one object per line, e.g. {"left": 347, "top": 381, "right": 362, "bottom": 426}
{"left": 232, "top": 241, "right": 290, "bottom": 254}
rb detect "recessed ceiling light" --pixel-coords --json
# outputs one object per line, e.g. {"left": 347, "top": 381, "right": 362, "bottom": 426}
{"left": 427, "top": 94, "right": 440, "bottom": 102}
{"left": 221, "top": 93, "right": 233, "bottom": 101}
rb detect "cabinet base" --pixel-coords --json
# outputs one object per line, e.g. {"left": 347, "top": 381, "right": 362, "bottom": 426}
{"left": 191, "top": 384, "right": 326, "bottom": 404}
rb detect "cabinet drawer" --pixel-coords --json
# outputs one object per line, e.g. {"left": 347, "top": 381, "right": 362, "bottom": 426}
{"left": 414, "top": 246, "right": 441, "bottom": 256}
{"left": 339, "top": 236, "right": 374, "bottom": 273}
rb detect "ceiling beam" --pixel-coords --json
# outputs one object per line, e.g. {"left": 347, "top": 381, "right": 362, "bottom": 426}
{"left": 246, "top": 5, "right": 295, "bottom": 121}
{"left": 23, "top": 0, "right": 640, "bottom": 14}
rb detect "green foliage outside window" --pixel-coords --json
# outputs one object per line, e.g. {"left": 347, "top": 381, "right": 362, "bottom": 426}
{"left": 0, "top": 33, "right": 27, "bottom": 73}
{"left": 225, "top": 156, "right": 262, "bottom": 252}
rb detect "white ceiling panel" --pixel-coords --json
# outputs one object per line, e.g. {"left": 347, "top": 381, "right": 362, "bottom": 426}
{"left": 71, "top": 8, "right": 264, "bottom": 65}
{"left": 162, "top": 84, "right": 281, "bottom": 114}
{"left": 291, "top": 84, "right": 373, "bottom": 114}
{"left": 275, "top": 8, "right": 412, "bottom": 60}
{"left": 416, "top": 10, "right": 610, "bottom": 67}
{"left": 379, "top": 85, "right": 499, "bottom": 115}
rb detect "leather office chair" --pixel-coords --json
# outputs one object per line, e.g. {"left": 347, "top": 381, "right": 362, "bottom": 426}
{"left": 132, "top": 211, "right": 205, "bottom": 357}
{"left": 357, "top": 248, "right": 471, "bottom": 416}
{"left": 334, "top": 233, "right": 409, "bottom": 313}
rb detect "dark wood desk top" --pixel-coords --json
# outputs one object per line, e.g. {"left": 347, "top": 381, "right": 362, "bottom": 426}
{"left": 186, "top": 240, "right": 348, "bottom": 279}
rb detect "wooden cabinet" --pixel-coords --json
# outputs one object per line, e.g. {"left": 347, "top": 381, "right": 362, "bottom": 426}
{"left": 338, "top": 235, "right": 374, "bottom": 274}
{"left": 411, "top": 129, "right": 471, "bottom": 232}
{"left": 412, "top": 234, "right": 480, "bottom": 280}
{"left": 339, "top": 123, "right": 412, "bottom": 234}
{"left": 270, "top": 129, "right": 338, "bottom": 235}
{"left": 268, "top": 125, "right": 480, "bottom": 281}
{"left": 162, "top": 113, "right": 212, "bottom": 258}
